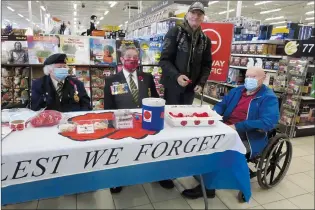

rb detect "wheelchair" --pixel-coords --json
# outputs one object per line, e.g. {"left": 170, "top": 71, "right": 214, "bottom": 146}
{"left": 238, "top": 128, "right": 293, "bottom": 203}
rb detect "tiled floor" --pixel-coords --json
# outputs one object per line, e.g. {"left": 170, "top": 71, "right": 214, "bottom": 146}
{"left": 2, "top": 100, "right": 314, "bottom": 209}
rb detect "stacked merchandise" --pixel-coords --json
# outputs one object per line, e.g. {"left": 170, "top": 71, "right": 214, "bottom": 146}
{"left": 90, "top": 67, "right": 116, "bottom": 110}
{"left": 27, "top": 36, "right": 59, "bottom": 64}
{"left": 231, "top": 42, "right": 279, "bottom": 56}
{"left": 279, "top": 58, "right": 309, "bottom": 137}
{"left": 75, "top": 66, "right": 91, "bottom": 98}
{"left": 1, "top": 67, "right": 30, "bottom": 108}
{"left": 203, "top": 82, "right": 229, "bottom": 101}
{"left": 1, "top": 35, "right": 29, "bottom": 64}
{"left": 90, "top": 38, "right": 117, "bottom": 66}
{"left": 223, "top": 17, "right": 260, "bottom": 41}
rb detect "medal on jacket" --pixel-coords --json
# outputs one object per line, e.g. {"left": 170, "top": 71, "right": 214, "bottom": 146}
{"left": 148, "top": 88, "right": 151, "bottom": 97}
{"left": 70, "top": 80, "right": 80, "bottom": 102}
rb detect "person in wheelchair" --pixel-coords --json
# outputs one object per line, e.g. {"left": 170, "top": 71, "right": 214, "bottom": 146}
{"left": 182, "top": 67, "right": 280, "bottom": 199}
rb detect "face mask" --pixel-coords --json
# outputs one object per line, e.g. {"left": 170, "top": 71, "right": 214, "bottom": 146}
{"left": 54, "top": 68, "right": 69, "bottom": 81}
{"left": 244, "top": 78, "right": 258, "bottom": 91}
{"left": 123, "top": 59, "right": 139, "bottom": 72}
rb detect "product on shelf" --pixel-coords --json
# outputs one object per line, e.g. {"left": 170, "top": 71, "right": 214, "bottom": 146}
{"left": 140, "top": 40, "right": 163, "bottom": 65}
{"left": 1, "top": 67, "right": 30, "bottom": 108}
{"left": 75, "top": 66, "right": 91, "bottom": 98}
{"left": 231, "top": 43, "right": 277, "bottom": 55}
{"left": 1, "top": 35, "right": 29, "bottom": 64}
{"left": 90, "top": 67, "right": 116, "bottom": 110}
{"left": 90, "top": 38, "right": 117, "bottom": 65}
{"left": 27, "top": 36, "right": 59, "bottom": 64}
{"left": 59, "top": 36, "right": 90, "bottom": 64}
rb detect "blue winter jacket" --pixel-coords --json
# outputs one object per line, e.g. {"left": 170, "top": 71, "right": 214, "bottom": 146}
{"left": 213, "top": 85, "right": 280, "bottom": 158}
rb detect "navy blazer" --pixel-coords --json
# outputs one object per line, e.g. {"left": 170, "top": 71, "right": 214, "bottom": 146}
{"left": 104, "top": 70, "right": 159, "bottom": 110}
{"left": 31, "top": 75, "right": 91, "bottom": 112}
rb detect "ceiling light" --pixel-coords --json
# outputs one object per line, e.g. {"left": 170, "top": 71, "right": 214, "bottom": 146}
{"left": 308, "top": 22, "right": 314, "bottom": 25}
{"left": 7, "top": 6, "right": 15, "bottom": 12}
{"left": 307, "top": 1, "right": 314, "bottom": 5}
{"left": 306, "top": 17, "right": 315, "bottom": 20}
{"left": 306, "top": 10, "right": 314, "bottom": 15}
{"left": 260, "top": 8, "right": 281, "bottom": 14}
{"left": 4, "top": 19, "right": 10, "bottom": 22}
{"left": 74, "top": 11, "right": 77, "bottom": 16}
{"left": 125, "top": 21, "right": 128, "bottom": 24}
{"left": 74, "top": 17, "right": 77, "bottom": 21}
{"left": 270, "top": 21, "right": 286, "bottom": 25}
{"left": 26, "top": 18, "right": 30, "bottom": 22}
{"left": 208, "top": 1, "right": 219, "bottom": 5}
{"left": 109, "top": 1, "right": 117, "bottom": 7}
{"left": 100, "top": 17, "right": 104, "bottom": 20}
{"left": 74, "top": 4, "right": 77, "bottom": 10}
{"left": 18, "top": 14, "right": 24, "bottom": 18}
{"left": 46, "top": 13, "right": 50, "bottom": 18}
{"left": 96, "top": 21, "right": 100, "bottom": 25}
{"left": 218, "top": 9, "right": 235, "bottom": 15}
{"left": 118, "top": 24, "right": 123, "bottom": 27}
{"left": 104, "top": 11, "right": 109, "bottom": 15}
{"left": 275, "top": 25, "right": 287, "bottom": 28}
{"left": 265, "top": 16, "right": 284, "bottom": 21}
{"left": 255, "top": 1, "right": 272, "bottom": 6}
{"left": 40, "top": 6, "right": 46, "bottom": 11}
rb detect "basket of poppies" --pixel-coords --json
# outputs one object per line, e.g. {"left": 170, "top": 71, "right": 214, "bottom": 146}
{"left": 165, "top": 105, "right": 222, "bottom": 127}
{"left": 29, "top": 109, "right": 63, "bottom": 127}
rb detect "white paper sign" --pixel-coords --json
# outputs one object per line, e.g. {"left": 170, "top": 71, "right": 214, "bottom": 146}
{"left": 77, "top": 124, "right": 94, "bottom": 134}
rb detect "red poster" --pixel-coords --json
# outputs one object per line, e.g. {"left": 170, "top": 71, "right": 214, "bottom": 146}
{"left": 201, "top": 23, "right": 234, "bottom": 82}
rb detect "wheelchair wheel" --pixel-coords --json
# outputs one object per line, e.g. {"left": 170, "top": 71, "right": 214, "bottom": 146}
{"left": 237, "top": 191, "right": 246, "bottom": 203}
{"left": 257, "top": 134, "right": 292, "bottom": 189}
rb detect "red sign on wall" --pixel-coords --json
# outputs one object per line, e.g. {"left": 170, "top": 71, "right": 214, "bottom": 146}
{"left": 201, "top": 23, "right": 234, "bottom": 82}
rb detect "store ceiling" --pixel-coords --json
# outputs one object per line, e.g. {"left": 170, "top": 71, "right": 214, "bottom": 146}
{"left": 1, "top": 1, "right": 314, "bottom": 31}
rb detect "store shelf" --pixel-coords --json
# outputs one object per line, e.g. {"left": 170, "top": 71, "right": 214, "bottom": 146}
{"left": 232, "top": 40, "right": 285, "bottom": 45}
{"left": 295, "top": 125, "right": 315, "bottom": 137}
{"left": 195, "top": 94, "right": 222, "bottom": 104}
{"left": 229, "top": 65, "right": 278, "bottom": 73}
{"left": 231, "top": 54, "right": 284, "bottom": 59}
{"left": 301, "top": 96, "right": 315, "bottom": 101}
{"left": 208, "top": 80, "right": 238, "bottom": 88}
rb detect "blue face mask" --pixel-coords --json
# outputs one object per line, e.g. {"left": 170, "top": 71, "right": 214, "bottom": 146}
{"left": 54, "top": 68, "right": 69, "bottom": 81}
{"left": 244, "top": 78, "right": 258, "bottom": 91}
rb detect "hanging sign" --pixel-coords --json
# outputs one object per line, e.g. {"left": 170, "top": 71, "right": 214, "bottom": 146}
{"left": 201, "top": 23, "right": 234, "bottom": 82}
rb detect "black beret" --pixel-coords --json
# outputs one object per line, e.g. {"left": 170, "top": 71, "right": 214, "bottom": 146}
{"left": 44, "top": 53, "right": 67, "bottom": 66}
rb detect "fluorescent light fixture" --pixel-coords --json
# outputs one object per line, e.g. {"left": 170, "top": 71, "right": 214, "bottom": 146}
{"left": 306, "top": 17, "right": 315, "bottom": 20}
{"left": 260, "top": 8, "right": 281, "bottom": 14}
{"left": 270, "top": 21, "right": 286, "bottom": 25}
{"left": 12, "top": 22, "right": 17, "bottom": 25}
{"left": 308, "top": 22, "right": 314, "bottom": 25}
{"left": 46, "top": 13, "right": 50, "bottom": 18}
{"left": 26, "top": 18, "right": 30, "bottom": 22}
{"left": 307, "top": 1, "right": 314, "bottom": 5}
{"left": 18, "top": 14, "right": 24, "bottom": 18}
{"left": 110, "top": 1, "right": 117, "bottom": 7}
{"left": 74, "top": 3, "right": 77, "bottom": 10}
{"left": 255, "top": 1, "right": 272, "bottom": 6}
{"left": 218, "top": 9, "right": 234, "bottom": 14}
{"left": 208, "top": 1, "right": 219, "bottom": 5}
{"left": 4, "top": 19, "right": 10, "bottom": 22}
{"left": 100, "top": 17, "right": 104, "bottom": 20}
{"left": 118, "top": 24, "right": 123, "bottom": 27}
{"left": 40, "top": 6, "right": 46, "bottom": 11}
{"left": 36, "top": 1, "right": 39, "bottom": 3}
{"left": 7, "top": 6, "right": 15, "bottom": 12}
{"left": 306, "top": 10, "right": 314, "bottom": 15}
{"left": 275, "top": 25, "right": 287, "bottom": 28}
{"left": 74, "top": 11, "right": 77, "bottom": 16}
{"left": 125, "top": 21, "right": 128, "bottom": 24}
{"left": 265, "top": 16, "right": 284, "bottom": 21}
{"left": 74, "top": 17, "right": 77, "bottom": 21}
{"left": 104, "top": 11, "right": 109, "bottom": 15}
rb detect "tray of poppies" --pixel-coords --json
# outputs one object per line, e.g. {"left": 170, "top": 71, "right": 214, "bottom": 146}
{"left": 165, "top": 105, "right": 222, "bottom": 127}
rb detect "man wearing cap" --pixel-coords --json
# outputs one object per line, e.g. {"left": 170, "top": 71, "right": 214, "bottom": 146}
{"left": 159, "top": 1, "right": 212, "bottom": 105}
{"left": 31, "top": 53, "right": 91, "bottom": 112}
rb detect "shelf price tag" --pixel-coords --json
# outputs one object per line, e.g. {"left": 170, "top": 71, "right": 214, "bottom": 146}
{"left": 77, "top": 124, "right": 94, "bottom": 134}
{"left": 299, "top": 40, "right": 315, "bottom": 57}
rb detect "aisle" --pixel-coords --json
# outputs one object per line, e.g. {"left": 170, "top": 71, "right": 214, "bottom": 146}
{"left": 2, "top": 135, "right": 313, "bottom": 209}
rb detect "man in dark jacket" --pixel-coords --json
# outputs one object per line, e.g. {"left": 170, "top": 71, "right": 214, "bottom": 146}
{"left": 31, "top": 53, "right": 91, "bottom": 112}
{"left": 159, "top": 1, "right": 212, "bottom": 105}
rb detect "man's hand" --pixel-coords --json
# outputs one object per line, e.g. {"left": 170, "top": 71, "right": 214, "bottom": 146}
{"left": 194, "top": 85, "right": 202, "bottom": 93}
{"left": 229, "top": 125, "right": 236, "bottom": 130}
{"left": 177, "top": 75, "right": 190, "bottom": 87}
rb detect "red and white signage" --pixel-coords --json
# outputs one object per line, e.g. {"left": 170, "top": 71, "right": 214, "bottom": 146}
{"left": 201, "top": 23, "right": 234, "bottom": 82}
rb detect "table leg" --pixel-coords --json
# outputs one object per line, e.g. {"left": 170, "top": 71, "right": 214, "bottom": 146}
{"left": 199, "top": 175, "right": 208, "bottom": 210}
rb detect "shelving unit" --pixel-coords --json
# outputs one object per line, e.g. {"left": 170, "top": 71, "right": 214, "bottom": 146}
{"left": 230, "top": 65, "right": 278, "bottom": 73}
{"left": 231, "top": 54, "right": 284, "bottom": 59}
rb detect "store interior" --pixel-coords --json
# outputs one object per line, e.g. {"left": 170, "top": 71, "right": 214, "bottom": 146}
{"left": 1, "top": 0, "right": 315, "bottom": 209}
